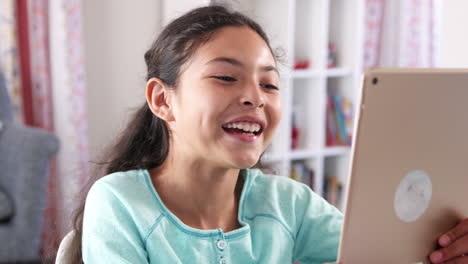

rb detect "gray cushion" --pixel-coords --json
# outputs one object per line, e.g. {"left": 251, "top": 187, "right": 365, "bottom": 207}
{"left": 0, "top": 120, "right": 59, "bottom": 261}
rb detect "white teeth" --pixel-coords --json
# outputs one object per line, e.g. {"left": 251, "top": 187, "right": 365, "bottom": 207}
{"left": 223, "top": 122, "right": 261, "bottom": 133}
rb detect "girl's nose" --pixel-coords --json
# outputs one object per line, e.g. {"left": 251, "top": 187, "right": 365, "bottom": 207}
{"left": 241, "top": 84, "right": 265, "bottom": 108}
{"left": 242, "top": 99, "right": 265, "bottom": 108}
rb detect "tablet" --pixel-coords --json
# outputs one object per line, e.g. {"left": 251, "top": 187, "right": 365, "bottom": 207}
{"left": 337, "top": 69, "right": 468, "bottom": 264}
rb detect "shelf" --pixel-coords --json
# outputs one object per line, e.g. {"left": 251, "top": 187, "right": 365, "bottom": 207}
{"left": 290, "top": 69, "right": 323, "bottom": 79}
{"left": 288, "top": 149, "right": 320, "bottom": 160}
{"left": 323, "top": 146, "right": 351, "bottom": 157}
{"left": 326, "top": 67, "right": 351, "bottom": 78}
{"left": 294, "top": 0, "right": 326, "bottom": 74}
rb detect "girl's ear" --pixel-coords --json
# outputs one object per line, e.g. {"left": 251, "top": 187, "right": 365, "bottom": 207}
{"left": 145, "top": 78, "right": 175, "bottom": 122}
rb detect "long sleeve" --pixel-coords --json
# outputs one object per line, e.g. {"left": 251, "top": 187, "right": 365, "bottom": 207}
{"left": 82, "top": 180, "right": 150, "bottom": 264}
{"left": 292, "top": 187, "right": 344, "bottom": 264}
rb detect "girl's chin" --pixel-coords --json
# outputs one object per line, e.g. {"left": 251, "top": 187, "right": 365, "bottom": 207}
{"left": 229, "top": 153, "right": 261, "bottom": 168}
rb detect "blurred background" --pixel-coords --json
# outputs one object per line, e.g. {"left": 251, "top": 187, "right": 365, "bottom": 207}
{"left": 0, "top": 0, "right": 466, "bottom": 262}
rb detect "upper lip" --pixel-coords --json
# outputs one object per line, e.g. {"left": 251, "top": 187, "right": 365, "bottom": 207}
{"left": 222, "top": 116, "right": 266, "bottom": 131}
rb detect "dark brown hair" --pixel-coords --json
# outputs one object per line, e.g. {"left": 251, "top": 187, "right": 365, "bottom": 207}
{"left": 67, "top": 4, "right": 277, "bottom": 263}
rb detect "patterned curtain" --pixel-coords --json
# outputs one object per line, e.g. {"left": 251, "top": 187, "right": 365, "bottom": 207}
{"left": 3, "top": 0, "right": 90, "bottom": 256}
{"left": 49, "top": 0, "right": 91, "bottom": 237}
{"left": 0, "top": 0, "right": 23, "bottom": 122}
{"left": 364, "top": 0, "right": 442, "bottom": 68}
{"left": 18, "top": 0, "right": 61, "bottom": 255}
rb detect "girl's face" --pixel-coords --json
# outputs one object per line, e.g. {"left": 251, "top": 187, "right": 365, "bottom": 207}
{"left": 169, "top": 26, "right": 281, "bottom": 169}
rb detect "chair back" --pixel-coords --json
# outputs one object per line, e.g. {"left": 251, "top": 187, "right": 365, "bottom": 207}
{"left": 56, "top": 231, "right": 75, "bottom": 264}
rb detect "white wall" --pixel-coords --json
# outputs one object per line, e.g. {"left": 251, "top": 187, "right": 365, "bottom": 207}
{"left": 83, "top": 0, "right": 161, "bottom": 160}
{"left": 162, "top": 0, "right": 210, "bottom": 25}
{"left": 440, "top": 1, "right": 468, "bottom": 67}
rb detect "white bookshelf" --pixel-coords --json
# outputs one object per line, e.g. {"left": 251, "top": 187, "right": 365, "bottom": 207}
{"left": 163, "top": 0, "right": 365, "bottom": 209}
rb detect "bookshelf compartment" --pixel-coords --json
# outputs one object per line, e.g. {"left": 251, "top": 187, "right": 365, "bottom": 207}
{"left": 327, "top": 75, "right": 355, "bottom": 100}
{"left": 294, "top": 0, "right": 328, "bottom": 71}
{"left": 290, "top": 159, "right": 318, "bottom": 191}
{"left": 324, "top": 155, "right": 351, "bottom": 210}
{"left": 292, "top": 78, "right": 325, "bottom": 151}
{"left": 328, "top": 0, "right": 359, "bottom": 69}
{"left": 324, "top": 156, "right": 350, "bottom": 181}
{"left": 326, "top": 77, "right": 356, "bottom": 147}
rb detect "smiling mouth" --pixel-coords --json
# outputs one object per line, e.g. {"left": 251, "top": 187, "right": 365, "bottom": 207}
{"left": 221, "top": 122, "right": 264, "bottom": 136}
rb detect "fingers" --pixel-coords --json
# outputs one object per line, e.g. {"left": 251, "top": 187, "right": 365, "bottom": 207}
{"left": 430, "top": 234, "right": 468, "bottom": 263}
{"left": 440, "top": 218, "right": 468, "bottom": 247}
{"left": 439, "top": 255, "right": 468, "bottom": 264}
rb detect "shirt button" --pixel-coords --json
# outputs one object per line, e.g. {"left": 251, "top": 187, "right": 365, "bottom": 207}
{"left": 217, "top": 240, "right": 227, "bottom": 250}
{"left": 219, "top": 257, "right": 227, "bottom": 264}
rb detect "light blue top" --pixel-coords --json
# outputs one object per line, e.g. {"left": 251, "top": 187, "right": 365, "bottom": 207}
{"left": 82, "top": 168, "right": 343, "bottom": 264}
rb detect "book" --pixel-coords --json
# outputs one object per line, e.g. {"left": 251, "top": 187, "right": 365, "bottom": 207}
{"left": 333, "top": 94, "right": 348, "bottom": 145}
{"left": 326, "top": 92, "right": 353, "bottom": 146}
{"left": 324, "top": 175, "right": 343, "bottom": 207}
{"left": 326, "top": 95, "right": 338, "bottom": 146}
{"left": 341, "top": 97, "right": 354, "bottom": 144}
{"left": 290, "top": 162, "right": 315, "bottom": 190}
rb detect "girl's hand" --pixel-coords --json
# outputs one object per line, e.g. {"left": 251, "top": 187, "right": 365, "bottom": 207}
{"left": 430, "top": 218, "right": 468, "bottom": 263}
{"left": 325, "top": 218, "right": 468, "bottom": 264}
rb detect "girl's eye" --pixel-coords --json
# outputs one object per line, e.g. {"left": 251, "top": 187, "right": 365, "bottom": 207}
{"left": 213, "top": 76, "right": 237, "bottom": 82}
{"left": 260, "top": 83, "right": 279, "bottom": 90}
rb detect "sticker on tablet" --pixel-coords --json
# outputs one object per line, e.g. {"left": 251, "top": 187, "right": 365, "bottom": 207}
{"left": 394, "top": 170, "right": 432, "bottom": 223}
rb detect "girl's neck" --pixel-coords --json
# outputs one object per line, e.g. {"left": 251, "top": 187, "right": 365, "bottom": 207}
{"left": 149, "top": 153, "right": 244, "bottom": 232}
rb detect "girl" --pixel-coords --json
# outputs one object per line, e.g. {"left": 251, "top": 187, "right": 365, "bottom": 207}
{"left": 69, "top": 5, "right": 468, "bottom": 264}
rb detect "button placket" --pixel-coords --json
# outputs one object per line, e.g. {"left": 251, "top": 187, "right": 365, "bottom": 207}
{"left": 214, "top": 228, "right": 229, "bottom": 264}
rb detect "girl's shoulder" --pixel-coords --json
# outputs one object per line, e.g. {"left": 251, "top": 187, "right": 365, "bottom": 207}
{"left": 92, "top": 169, "right": 150, "bottom": 189}
{"left": 244, "top": 168, "right": 333, "bottom": 216}
{"left": 88, "top": 169, "right": 156, "bottom": 202}
{"left": 244, "top": 168, "right": 342, "bottom": 238}
{"left": 85, "top": 169, "right": 164, "bottom": 225}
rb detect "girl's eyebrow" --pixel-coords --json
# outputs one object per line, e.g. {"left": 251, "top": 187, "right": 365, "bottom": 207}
{"left": 206, "top": 57, "right": 279, "bottom": 76}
